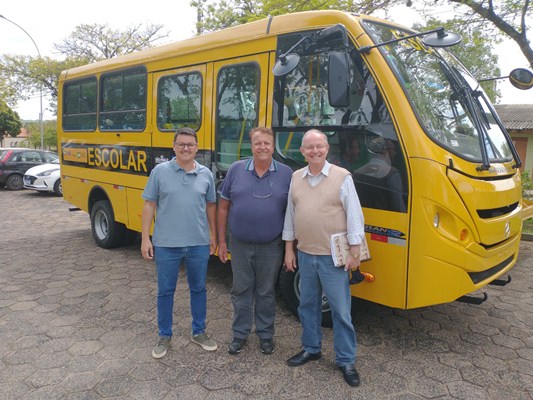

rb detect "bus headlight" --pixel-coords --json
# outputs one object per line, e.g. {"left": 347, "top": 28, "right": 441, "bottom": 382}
{"left": 433, "top": 213, "right": 439, "bottom": 228}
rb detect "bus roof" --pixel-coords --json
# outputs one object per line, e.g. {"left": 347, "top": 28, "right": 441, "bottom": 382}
{"left": 59, "top": 10, "right": 396, "bottom": 80}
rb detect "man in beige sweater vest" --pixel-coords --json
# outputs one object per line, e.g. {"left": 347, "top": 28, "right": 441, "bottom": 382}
{"left": 282, "top": 129, "right": 365, "bottom": 387}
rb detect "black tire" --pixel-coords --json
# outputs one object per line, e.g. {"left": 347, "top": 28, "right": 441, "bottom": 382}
{"left": 53, "top": 179, "right": 63, "bottom": 197}
{"left": 0, "top": 182, "right": 5, "bottom": 189}
{"left": 90, "top": 200, "right": 126, "bottom": 249}
{"left": 6, "top": 174, "right": 23, "bottom": 190}
{"left": 278, "top": 268, "right": 333, "bottom": 328}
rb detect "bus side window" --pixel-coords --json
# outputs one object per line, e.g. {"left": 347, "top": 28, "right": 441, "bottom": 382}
{"left": 63, "top": 78, "right": 97, "bottom": 131}
{"left": 100, "top": 68, "right": 147, "bottom": 131}
{"left": 157, "top": 72, "right": 202, "bottom": 131}
{"left": 215, "top": 63, "right": 260, "bottom": 170}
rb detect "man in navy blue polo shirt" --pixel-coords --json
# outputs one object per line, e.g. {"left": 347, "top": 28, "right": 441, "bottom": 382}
{"left": 217, "top": 127, "right": 292, "bottom": 355}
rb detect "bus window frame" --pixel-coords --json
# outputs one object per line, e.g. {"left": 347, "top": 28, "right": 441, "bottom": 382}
{"left": 156, "top": 70, "right": 204, "bottom": 132}
{"left": 62, "top": 76, "right": 98, "bottom": 132}
{"left": 99, "top": 66, "right": 148, "bottom": 132}
{"left": 214, "top": 59, "right": 265, "bottom": 171}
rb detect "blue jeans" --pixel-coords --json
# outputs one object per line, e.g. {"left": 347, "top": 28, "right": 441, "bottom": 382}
{"left": 154, "top": 245, "right": 210, "bottom": 337}
{"left": 297, "top": 250, "right": 356, "bottom": 366}
{"left": 229, "top": 235, "right": 283, "bottom": 340}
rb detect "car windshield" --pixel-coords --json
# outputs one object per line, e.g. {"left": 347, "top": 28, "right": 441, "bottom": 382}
{"left": 361, "top": 20, "right": 513, "bottom": 165}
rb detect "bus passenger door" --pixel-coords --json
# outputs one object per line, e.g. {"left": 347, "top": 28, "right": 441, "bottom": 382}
{"left": 212, "top": 54, "right": 270, "bottom": 172}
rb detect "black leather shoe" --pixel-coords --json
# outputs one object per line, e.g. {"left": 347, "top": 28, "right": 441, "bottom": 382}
{"left": 339, "top": 365, "right": 360, "bottom": 387}
{"left": 228, "top": 338, "right": 245, "bottom": 354}
{"left": 260, "top": 338, "right": 274, "bottom": 354}
{"left": 287, "top": 350, "right": 322, "bottom": 366}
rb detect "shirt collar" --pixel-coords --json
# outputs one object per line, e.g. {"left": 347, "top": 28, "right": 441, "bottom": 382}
{"left": 301, "top": 161, "right": 331, "bottom": 178}
{"left": 245, "top": 158, "right": 278, "bottom": 172}
{"left": 171, "top": 158, "right": 198, "bottom": 174}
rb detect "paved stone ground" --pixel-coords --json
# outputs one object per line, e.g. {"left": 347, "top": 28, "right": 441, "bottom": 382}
{"left": 0, "top": 188, "right": 532, "bottom": 400}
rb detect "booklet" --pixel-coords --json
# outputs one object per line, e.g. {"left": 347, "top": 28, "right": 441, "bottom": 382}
{"left": 330, "top": 232, "right": 371, "bottom": 267}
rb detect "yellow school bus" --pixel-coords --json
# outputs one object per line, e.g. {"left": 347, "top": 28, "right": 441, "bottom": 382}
{"left": 57, "top": 10, "right": 531, "bottom": 320}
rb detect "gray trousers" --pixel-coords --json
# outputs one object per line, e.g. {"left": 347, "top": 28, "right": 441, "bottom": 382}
{"left": 229, "top": 235, "right": 283, "bottom": 340}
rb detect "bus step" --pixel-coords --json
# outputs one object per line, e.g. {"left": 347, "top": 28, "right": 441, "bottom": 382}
{"left": 488, "top": 275, "right": 512, "bottom": 286}
{"left": 69, "top": 207, "right": 81, "bottom": 212}
{"left": 456, "top": 292, "right": 488, "bottom": 305}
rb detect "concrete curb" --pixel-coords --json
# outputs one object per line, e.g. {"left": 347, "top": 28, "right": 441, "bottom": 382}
{"left": 521, "top": 232, "right": 533, "bottom": 241}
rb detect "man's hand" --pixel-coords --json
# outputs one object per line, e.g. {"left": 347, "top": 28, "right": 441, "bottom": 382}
{"left": 218, "top": 242, "right": 229, "bottom": 263}
{"left": 141, "top": 238, "right": 154, "bottom": 261}
{"left": 284, "top": 241, "right": 297, "bottom": 272}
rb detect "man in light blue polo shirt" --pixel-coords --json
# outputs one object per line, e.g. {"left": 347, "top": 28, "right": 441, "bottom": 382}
{"left": 141, "top": 127, "right": 218, "bottom": 359}
{"left": 217, "top": 127, "right": 292, "bottom": 355}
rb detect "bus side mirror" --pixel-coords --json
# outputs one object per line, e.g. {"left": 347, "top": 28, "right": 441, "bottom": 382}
{"left": 509, "top": 68, "right": 533, "bottom": 90}
{"left": 328, "top": 51, "right": 350, "bottom": 108}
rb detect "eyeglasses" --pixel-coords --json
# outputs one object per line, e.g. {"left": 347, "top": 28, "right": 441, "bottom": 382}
{"left": 302, "top": 143, "right": 328, "bottom": 151}
{"left": 174, "top": 142, "right": 197, "bottom": 149}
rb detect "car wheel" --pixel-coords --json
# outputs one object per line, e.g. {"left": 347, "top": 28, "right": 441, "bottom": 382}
{"left": 53, "top": 179, "right": 63, "bottom": 197}
{"left": 0, "top": 182, "right": 5, "bottom": 189}
{"left": 278, "top": 267, "right": 333, "bottom": 328}
{"left": 90, "top": 200, "right": 126, "bottom": 249}
{"left": 6, "top": 174, "right": 24, "bottom": 190}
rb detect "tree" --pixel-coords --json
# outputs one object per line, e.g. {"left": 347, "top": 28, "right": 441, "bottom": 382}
{"left": 190, "top": 0, "right": 400, "bottom": 33}
{"left": 409, "top": 0, "right": 532, "bottom": 69}
{"left": 0, "top": 23, "right": 169, "bottom": 115}
{"left": 53, "top": 23, "right": 169, "bottom": 63}
{"left": 0, "top": 99, "right": 22, "bottom": 138}
{"left": 0, "top": 55, "right": 82, "bottom": 114}
{"left": 23, "top": 120, "right": 57, "bottom": 150}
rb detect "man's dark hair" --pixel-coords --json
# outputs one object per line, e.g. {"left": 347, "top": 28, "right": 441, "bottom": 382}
{"left": 174, "top": 127, "right": 198, "bottom": 143}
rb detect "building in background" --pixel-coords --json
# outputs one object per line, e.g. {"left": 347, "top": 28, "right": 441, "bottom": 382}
{"left": 495, "top": 104, "right": 533, "bottom": 176}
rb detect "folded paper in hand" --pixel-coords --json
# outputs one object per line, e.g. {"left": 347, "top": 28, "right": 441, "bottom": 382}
{"left": 330, "top": 232, "right": 371, "bottom": 267}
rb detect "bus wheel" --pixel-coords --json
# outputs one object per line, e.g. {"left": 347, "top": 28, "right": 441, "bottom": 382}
{"left": 90, "top": 200, "right": 125, "bottom": 249}
{"left": 278, "top": 268, "right": 333, "bottom": 328}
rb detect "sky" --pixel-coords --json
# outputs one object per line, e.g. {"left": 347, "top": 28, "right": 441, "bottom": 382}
{"left": 1, "top": 1, "right": 531, "bottom": 121}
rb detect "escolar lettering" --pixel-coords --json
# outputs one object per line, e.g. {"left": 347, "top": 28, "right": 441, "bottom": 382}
{"left": 87, "top": 147, "right": 147, "bottom": 173}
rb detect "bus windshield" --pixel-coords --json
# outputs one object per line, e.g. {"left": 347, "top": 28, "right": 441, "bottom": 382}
{"left": 273, "top": 30, "right": 409, "bottom": 213}
{"left": 362, "top": 20, "right": 513, "bottom": 165}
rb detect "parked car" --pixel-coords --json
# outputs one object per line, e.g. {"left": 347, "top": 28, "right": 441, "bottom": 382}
{"left": 23, "top": 159, "right": 62, "bottom": 196}
{"left": 0, "top": 148, "right": 59, "bottom": 190}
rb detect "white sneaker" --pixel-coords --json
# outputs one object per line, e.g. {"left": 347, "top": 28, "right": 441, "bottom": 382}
{"left": 152, "top": 337, "right": 171, "bottom": 359}
{"left": 191, "top": 333, "right": 218, "bottom": 351}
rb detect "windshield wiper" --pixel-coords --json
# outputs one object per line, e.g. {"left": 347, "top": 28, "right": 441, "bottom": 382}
{"left": 439, "top": 59, "right": 490, "bottom": 170}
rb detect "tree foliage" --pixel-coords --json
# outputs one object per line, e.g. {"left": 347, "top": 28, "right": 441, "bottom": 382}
{"left": 410, "top": 0, "right": 532, "bottom": 69}
{"left": 0, "top": 99, "right": 22, "bottom": 137}
{"left": 191, "top": 0, "right": 400, "bottom": 33}
{"left": 23, "top": 120, "right": 57, "bottom": 150}
{"left": 0, "top": 23, "right": 168, "bottom": 116}
{"left": 53, "top": 23, "right": 169, "bottom": 63}
{"left": 0, "top": 55, "right": 82, "bottom": 114}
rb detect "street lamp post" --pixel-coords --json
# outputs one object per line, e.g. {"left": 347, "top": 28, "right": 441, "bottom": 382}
{"left": 0, "top": 14, "right": 44, "bottom": 149}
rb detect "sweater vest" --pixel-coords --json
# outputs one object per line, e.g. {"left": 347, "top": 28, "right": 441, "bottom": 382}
{"left": 292, "top": 165, "right": 350, "bottom": 255}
